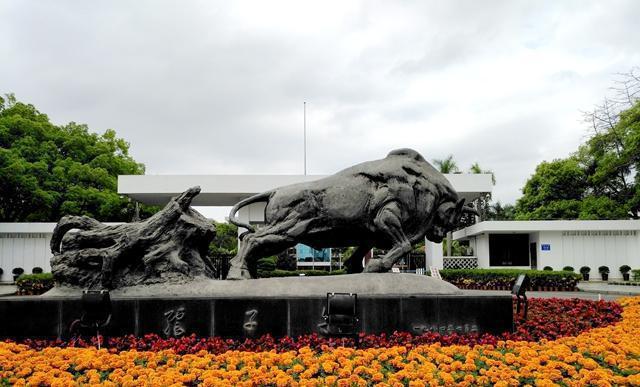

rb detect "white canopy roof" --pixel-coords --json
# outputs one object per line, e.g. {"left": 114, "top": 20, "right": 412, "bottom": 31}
{"left": 118, "top": 174, "right": 494, "bottom": 206}
{"left": 453, "top": 220, "right": 640, "bottom": 240}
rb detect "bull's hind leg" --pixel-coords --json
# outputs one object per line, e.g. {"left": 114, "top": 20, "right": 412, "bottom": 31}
{"left": 227, "top": 219, "right": 300, "bottom": 280}
{"left": 228, "top": 233, "right": 296, "bottom": 279}
{"left": 344, "top": 244, "right": 373, "bottom": 273}
{"left": 364, "top": 202, "right": 412, "bottom": 273}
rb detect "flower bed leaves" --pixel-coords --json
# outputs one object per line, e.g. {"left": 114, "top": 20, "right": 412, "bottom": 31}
{"left": 440, "top": 269, "right": 581, "bottom": 291}
{"left": 0, "top": 297, "right": 638, "bottom": 386}
{"left": 15, "top": 273, "right": 54, "bottom": 295}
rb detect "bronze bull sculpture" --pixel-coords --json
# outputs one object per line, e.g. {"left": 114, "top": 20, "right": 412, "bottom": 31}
{"left": 227, "top": 148, "right": 477, "bottom": 279}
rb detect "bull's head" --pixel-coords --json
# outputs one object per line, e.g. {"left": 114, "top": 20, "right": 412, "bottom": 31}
{"left": 426, "top": 198, "right": 479, "bottom": 243}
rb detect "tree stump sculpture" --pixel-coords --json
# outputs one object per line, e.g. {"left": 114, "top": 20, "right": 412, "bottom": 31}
{"left": 50, "top": 186, "right": 216, "bottom": 289}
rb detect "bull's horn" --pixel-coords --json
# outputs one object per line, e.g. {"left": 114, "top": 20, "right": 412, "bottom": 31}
{"left": 463, "top": 206, "right": 480, "bottom": 216}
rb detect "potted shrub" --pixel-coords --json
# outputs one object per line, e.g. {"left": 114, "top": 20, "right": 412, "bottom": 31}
{"left": 579, "top": 266, "right": 590, "bottom": 281}
{"left": 598, "top": 266, "right": 610, "bottom": 281}
{"left": 32, "top": 267, "right": 43, "bottom": 274}
{"left": 620, "top": 265, "right": 631, "bottom": 281}
{"left": 12, "top": 267, "right": 24, "bottom": 282}
{"left": 543, "top": 266, "right": 553, "bottom": 271}
{"left": 562, "top": 266, "right": 574, "bottom": 272}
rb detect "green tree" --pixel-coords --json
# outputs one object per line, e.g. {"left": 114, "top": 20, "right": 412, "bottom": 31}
{"left": 487, "top": 201, "right": 516, "bottom": 220}
{"left": 209, "top": 221, "right": 238, "bottom": 255}
{"left": 580, "top": 100, "right": 640, "bottom": 218}
{"left": 515, "top": 158, "right": 587, "bottom": 220}
{"left": 0, "top": 94, "right": 149, "bottom": 221}
{"left": 432, "top": 155, "right": 459, "bottom": 173}
{"left": 469, "top": 161, "right": 496, "bottom": 184}
{"left": 515, "top": 70, "right": 640, "bottom": 220}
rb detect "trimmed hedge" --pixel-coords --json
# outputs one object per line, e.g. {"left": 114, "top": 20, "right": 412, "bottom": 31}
{"left": 258, "top": 269, "right": 346, "bottom": 278}
{"left": 16, "top": 273, "right": 54, "bottom": 295}
{"left": 439, "top": 269, "right": 581, "bottom": 291}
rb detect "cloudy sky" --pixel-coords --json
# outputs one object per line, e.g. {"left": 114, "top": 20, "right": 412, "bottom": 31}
{"left": 1, "top": 0, "right": 639, "bottom": 220}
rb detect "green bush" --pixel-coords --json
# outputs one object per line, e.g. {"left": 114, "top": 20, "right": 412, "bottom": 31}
{"left": 256, "top": 256, "right": 277, "bottom": 276}
{"left": 632, "top": 269, "right": 640, "bottom": 281}
{"left": 619, "top": 265, "right": 631, "bottom": 274}
{"left": 562, "top": 266, "right": 575, "bottom": 272}
{"left": 439, "top": 269, "right": 581, "bottom": 291}
{"left": 259, "top": 269, "right": 346, "bottom": 278}
{"left": 598, "top": 266, "right": 610, "bottom": 274}
{"left": 543, "top": 266, "right": 553, "bottom": 271}
{"left": 580, "top": 266, "right": 591, "bottom": 274}
{"left": 16, "top": 273, "right": 54, "bottom": 295}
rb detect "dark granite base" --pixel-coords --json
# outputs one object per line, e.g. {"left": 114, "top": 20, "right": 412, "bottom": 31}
{"left": 0, "top": 295, "right": 513, "bottom": 340}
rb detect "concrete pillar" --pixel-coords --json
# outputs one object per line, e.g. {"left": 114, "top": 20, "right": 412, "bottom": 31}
{"left": 425, "top": 239, "right": 443, "bottom": 269}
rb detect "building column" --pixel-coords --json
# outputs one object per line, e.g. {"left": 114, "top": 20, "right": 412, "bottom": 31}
{"left": 425, "top": 238, "right": 443, "bottom": 269}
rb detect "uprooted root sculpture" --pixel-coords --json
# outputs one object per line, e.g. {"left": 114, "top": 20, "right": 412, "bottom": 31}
{"left": 50, "top": 186, "right": 216, "bottom": 289}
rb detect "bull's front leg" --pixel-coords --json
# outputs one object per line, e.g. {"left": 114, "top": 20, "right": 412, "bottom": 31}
{"left": 227, "top": 239, "right": 253, "bottom": 280}
{"left": 364, "top": 202, "right": 412, "bottom": 273}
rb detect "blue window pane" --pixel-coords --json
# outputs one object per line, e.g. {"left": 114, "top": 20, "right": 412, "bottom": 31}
{"left": 296, "top": 244, "right": 331, "bottom": 262}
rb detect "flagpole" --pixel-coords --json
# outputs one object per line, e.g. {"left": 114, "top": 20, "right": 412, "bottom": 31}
{"left": 303, "top": 101, "right": 307, "bottom": 175}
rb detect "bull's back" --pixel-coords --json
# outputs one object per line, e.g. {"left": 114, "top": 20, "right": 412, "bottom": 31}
{"left": 264, "top": 174, "right": 376, "bottom": 226}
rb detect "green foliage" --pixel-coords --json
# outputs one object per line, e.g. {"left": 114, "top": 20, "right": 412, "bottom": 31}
{"left": 256, "top": 256, "right": 277, "bottom": 275}
{"left": 515, "top": 158, "right": 586, "bottom": 220}
{"left": 580, "top": 100, "right": 640, "bottom": 218}
{"left": 432, "top": 155, "right": 459, "bottom": 173}
{"left": 209, "top": 222, "right": 238, "bottom": 256}
{"left": 580, "top": 266, "right": 591, "bottom": 274}
{"left": 0, "top": 94, "right": 150, "bottom": 221}
{"left": 543, "top": 266, "right": 553, "bottom": 271}
{"left": 441, "top": 239, "right": 472, "bottom": 256}
{"left": 598, "top": 266, "right": 610, "bottom": 274}
{"left": 439, "top": 269, "right": 581, "bottom": 290}
{"left": 619, "top": 265, "right": 631, "bottom": 274}
{"left": 515, "top": 92, "right": 640, "bottom": 220}
{"left": 562, "top": 266, "right": 575, "bottom": 272}
{"left": 258, "top": 269, "right": 346, "bottom": 278}
{"left": 578, "top": 196, "right": 628, "bottom": 219}
{"left": 16, "top": 272, "right": 54, "bottom": 295}
{"left": 487, "top": 201, "right": 516, "bottom": 220}
{"left": 632, "top": 269, "right": 640, "bottom": 281}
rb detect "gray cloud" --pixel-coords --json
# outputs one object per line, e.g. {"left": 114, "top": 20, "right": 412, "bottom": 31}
{"left": 1, "top": 0, "right": 639, "bottom": 219}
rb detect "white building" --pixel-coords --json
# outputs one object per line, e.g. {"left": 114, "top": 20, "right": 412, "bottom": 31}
{"left": 0, "top": 223, "right": 55, "bottom": 282}
{"left": 452, "top": 220, "right": 640, "bottom": 279}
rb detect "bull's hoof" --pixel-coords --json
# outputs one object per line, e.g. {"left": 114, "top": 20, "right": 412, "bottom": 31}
{"left": 226, "top": 265, "right": 252, "bottom": 280}
{"left": 363, "top": 258, "right": 385, "bottom": 273}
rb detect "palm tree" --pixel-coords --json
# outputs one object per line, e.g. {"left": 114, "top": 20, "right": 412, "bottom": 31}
{"left": 432, "top": 155, "right": 459, "bottom": 173}
{"left": 469, "top": 162, "right": 496, "bottom": 185}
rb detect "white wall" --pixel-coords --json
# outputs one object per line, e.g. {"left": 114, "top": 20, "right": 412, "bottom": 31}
{"left": 536, "top": 230, "right": 640, "bottom": 279}
{"left": 471, "top": 229, "right": 640, "bottom": 280}
{"left": 475, "top": 234, "right": 490, "bottom": 268}
{"left": 0, "top": 233, "right": 52, "bottom": 282}
{"left": 425, "top": 240, "right": 443, "bottom": 269}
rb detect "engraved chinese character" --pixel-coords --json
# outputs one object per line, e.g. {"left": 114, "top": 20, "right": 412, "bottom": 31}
{"left": 163, "top": 306, "right": 186, "bottom": 337}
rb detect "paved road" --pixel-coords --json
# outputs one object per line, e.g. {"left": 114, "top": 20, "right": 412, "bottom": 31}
{"left": 463, "top": 289, "right": 625, "bottom": 301}
{"left": 2, "top": 282, "right": 638, "bottom": 301}
{"left": 0, "top": 284, "right": 16, "bottom": 297}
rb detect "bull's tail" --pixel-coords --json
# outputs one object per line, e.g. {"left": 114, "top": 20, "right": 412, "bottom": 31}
{"left": 228, "top": 191, "right": 274, "bottom": 239}
{"left": 50, "top": 215, "right": 103, "bottom": 254}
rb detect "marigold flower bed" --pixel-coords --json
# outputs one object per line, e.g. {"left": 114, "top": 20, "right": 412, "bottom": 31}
{"left": 2, "top": 297, "right": 638, "bottom": 386}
